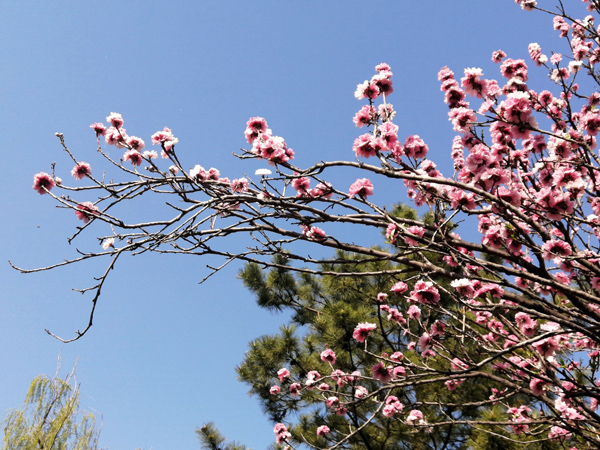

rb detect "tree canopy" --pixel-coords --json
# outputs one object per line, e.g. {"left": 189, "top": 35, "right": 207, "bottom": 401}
{"left": 14, "top": 0, "right": 600, "bottom": 448}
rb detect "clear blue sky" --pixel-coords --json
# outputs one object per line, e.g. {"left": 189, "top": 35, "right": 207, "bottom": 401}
{"left": 0, "top": 1, "right": 565, "bottom": 449}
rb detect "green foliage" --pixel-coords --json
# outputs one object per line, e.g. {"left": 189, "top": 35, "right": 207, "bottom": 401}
{"left": 196, "top": 422, "right": 249, "bottom": 450}
{"left": 2, "top": 370, "right": 100, "bottom": 450}
{"left": 234, "top": 206, "right": 495, "bottom": 449}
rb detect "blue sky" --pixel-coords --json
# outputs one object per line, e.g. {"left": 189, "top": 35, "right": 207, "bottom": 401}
{"left": 1, "top": 1, "right": 565, "bottom": 449}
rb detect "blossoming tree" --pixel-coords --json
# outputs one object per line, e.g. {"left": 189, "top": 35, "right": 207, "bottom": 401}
{"left": 15, "top": 0, "right": 600, "bottom": 447}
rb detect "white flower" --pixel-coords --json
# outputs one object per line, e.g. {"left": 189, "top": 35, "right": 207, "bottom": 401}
{"left": 450, "top": 278, "right": 471, "bottom": 288}
{"left": 102, "top": 238, "right": 115, "bottom": 250}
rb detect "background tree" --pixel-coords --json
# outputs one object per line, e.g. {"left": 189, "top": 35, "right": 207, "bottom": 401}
{"left": 235, "top": 206, "right": 568, "bottom": 450}
{"left": 2, "top": 367, "right": 101, "bottom": 450}
{"left": 14, "top": 0, "right": 600, "bottom": 448}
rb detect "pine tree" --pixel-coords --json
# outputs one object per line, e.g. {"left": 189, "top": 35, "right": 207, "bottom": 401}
{"left": 235, "top": 206, "right": 573, "bottom": 449}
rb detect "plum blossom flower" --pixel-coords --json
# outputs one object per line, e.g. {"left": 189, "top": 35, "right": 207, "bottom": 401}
{"left": 406, "top": 409, "right": 424, "bottom": 425}
{"left": 277, "top": 368, "right": 290, "bottom": 382}
{"left": 255, "top": 168, "right": 272, "bottom": 176}
{"left": 492, "top": 50, "right": 507, "bottom": 63}
{"left": 126, "top": 136, "right": 145, "bottom": 151}
{"left": 269, "top": 385, "right": 280, "bottom": 395}
{"left": 407, "top": 304, "right": 421, "bottom": 320}
{"left": 75, "top": 202, "right": 99, "bottom": 223}
{"left": 273, "top": 423, "right": 291, "bottom": 444}
{"left": 404, "top": 226, "right": 425, "bottom": 246}
{"left": 548, "top": 426, "right": 571, "bottom": 440}
{"left": 316, "top": 425, "right": 330, "bottom": 436}
{"left": 71, "top": 162, "right": 92, "bottom": 180}
{"left": 106, "top": 112, "right": 124, "bottom": 128}
{"left": 301, "top": 225, "right": 326, "bottom": 241}
{"left": 409, "top": 280, "right": 440, "bottom": 304}
{"left": 102, "top": 238, "right": 115, "bottom": 250}
{"left": 142, "top": 150, "right": 158, "bottom": 159}
{"left": 354, "top": 385, "right": 369, "bottom": 399}
{"left": 541, "top": 240, "right": 572, "bottom": 260}
{"left": 244, "top": 117, "right": 268, "bottom": 144}
{"left": 289, "top": 382, "right": 301, "bottom": 397}
{"left": 352, "top": 322, "right": 376, "bottom": 342}
{"left": 403, "top": 135, "right": 428, "bottom": 159}
{"left": 123, "top": 150, "right": 143, "bottom": 166}
{"left": 320, "top": 349, "right": 337, "bottom": 364}
{"left": 391, "top": 281, "right": 408, "bottom": 294}
{"left": 382, "top": 396, "right": 404, "bottom": 417}
{"left": 355, "top": 80, "right": 380, "bottom": 100}
{"left": 348, "top": 178, "right": 374, "bottom": 199}
{"left": 33, "top": 172, "right": 56, "bottom": 195}
{"left": 90, "top": 122, "right": 107, "bottom": 136}
{"left": 371, "top": 362, "right": 392, "bottom": 383}
{"left": 533, "top": 337, "right": 560, "bottom": 358}
{"left": 231, "top": 178, "right": 249, "bottom": 193}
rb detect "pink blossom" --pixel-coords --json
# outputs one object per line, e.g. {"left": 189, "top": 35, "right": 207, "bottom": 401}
{"left": 548, "top": 426, "right": 571, "bottom": 440}
{"left": 126, "top": 136, "right": 145, "bottom": 151}
{"left": 449, "top": 107, "right": 477, "bottom": 133}
{"left": 257, "top": 135, "right": 294, "bottom": 165}
{"left": 104, "top": 126, "right": 125, "bottom": 146}
{"left": 390, "top": 281, "right": 408, "bottom": 294}
{"left": 231, "top": 178, "right": 249, "bottom": 193}
{"left": 407, "top": 304, "right": 421, "bottom": 320}
{"left": 289, "top": 382, "right": 301, "bottom": 397}
{"left": 71, "top": 162, "right": 92, "bottom": 180}
{"left": 515, "top": 312, "right": 537, "bottom": 336}
{"left": 376, "top": 292, "right": 388, "bottom": 303}
{"left": 244, "top": 117, "right": 268, "bottom": 144}
{"left": 371, "top": 362, "right": 392, "bottom": 383}
{"left": 532, "top": 337, "right": 560, "bottom": 358}
{"left": 316, "top": 425, "right": 330, "bottom": 436}
{"left": 301, "top": 225, "right": 326, "bottom": 241}
{"left": 90, "top": 122, "right": 106, "bottom": 136}
{"left": 382, "top": 396, "right": 404, "bottom": 417}
{"left": 273, "top": 423, "right": 291, "bottom": 444}
{"left": 123, "top": 150, "right": 143, "bottom": 166}
{"left": 409, "top": 280, "right": 440, "bottom": 304}
{"left": 305, "top": 370, "right": 320, "bottom": 389}
{"left": 492, "top": 50, "right": 506, "bottom": 63}
{"left": 390, "top": 352, "right": 404, "bottom": 362}
{"left": 392, "top": 365, "right": 406, "bottom": 379}
{"left": 406, "top": 409, "right": 424, "bottom": 425}
{"left": 529, "top": 378, "right": 546, "bottom": 396}
{"left": 75, "top": 202, "right": 99, "bottom": 223}
{"left": 309, "top": 182, "right": 333, "bottom": 199}
{"left": 445, "top": 379, "right": 465, "bottom": 391}
{"left": 355, "top": 80, "right": 380, "bottom": 100}
{"left": 320, "top": 349, "right": 336, "bottom": 364}
{"left": 353, "top": 105, "right": 376, "bottom": 128}
{"left": 142, "top": 150, "right": 158, "bottom": 159}
{"left": 403, "top": 135, "right": 428, "bottom": 159}
{"left": 354, "top": 385, "right": 369, "bottom": 399}
{"left": 277, "top": 368, "right": 290, "bottom": 382}
{"left": 32, "top": 172, "right": 56, "bottom": 195}
{"left": 106, "top": 112, "right": 124, "bottom": 128}
{"left": 541, "top": 240, "right": 572, "bottom": 260}
{"left": 348, "top": 178, "right": 374, "bottom": 199}
{"left": 418, "top": 332, "right": 433, "bottom": 352}
{"left": 326, "top": 396, "right": 339, "bottom": 408}
{"left": 404, "top": 226, "right": 425, "bottom": 246}
{"left": 270, "top": 385, "right": 280, "bottom": 395}
{"left": 352, "top": 322, "right": 376, "bottom": 343}
{"left": 151, "top": 126, "right": 176, "bottom": 145}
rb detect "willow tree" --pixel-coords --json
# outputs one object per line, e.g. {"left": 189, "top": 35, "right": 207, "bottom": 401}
{"left": 2, "top": 369, "right": 100, "bottom": 450}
